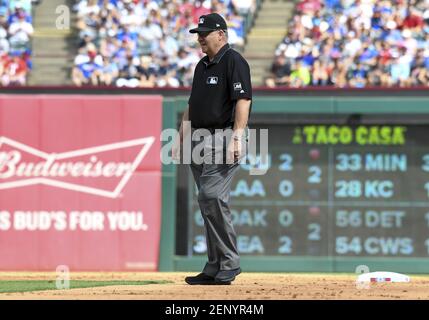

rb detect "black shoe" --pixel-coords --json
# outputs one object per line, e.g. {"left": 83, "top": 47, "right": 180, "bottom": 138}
{"left": 185, "top": 272, "right": 215, "bottom": 285}
{"left": 214, "top": 267, "right": 241, "bottom": 284}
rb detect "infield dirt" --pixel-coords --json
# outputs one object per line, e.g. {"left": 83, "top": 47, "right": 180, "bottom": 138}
{"left": 0, "top": 272, "right": 428, "bottom": 300}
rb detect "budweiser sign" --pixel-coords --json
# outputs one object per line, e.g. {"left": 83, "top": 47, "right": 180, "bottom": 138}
{"left": 0, "top": 136, "right": 155, "bottom": 198}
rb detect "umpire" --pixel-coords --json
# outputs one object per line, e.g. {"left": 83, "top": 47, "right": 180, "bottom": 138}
{"left": 173, "top": 13, "right": 252, "bottom": 285}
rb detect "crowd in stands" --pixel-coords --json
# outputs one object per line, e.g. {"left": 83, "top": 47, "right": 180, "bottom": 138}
{"left": 266, "top": 0, "right": 429, "bottom": 88}
{"left": 72, "top": 0, "right": 255, "bottom": 87}
{"left": 0, "top": 0, "right": 36, "bottom": 86}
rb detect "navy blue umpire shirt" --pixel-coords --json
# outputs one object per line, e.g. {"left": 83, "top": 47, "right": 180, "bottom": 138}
{"left": 188, "top": 43, "right": 252, "bottom": 129}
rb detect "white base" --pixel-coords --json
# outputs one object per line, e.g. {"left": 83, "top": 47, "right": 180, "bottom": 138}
{"left": 357, "top": 271, "right": 410, "bottom": 283}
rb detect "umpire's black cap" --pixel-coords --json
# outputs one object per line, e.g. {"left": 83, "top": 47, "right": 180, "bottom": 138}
{"left": 189, "top": 13, "right": 228, "bottom": 33}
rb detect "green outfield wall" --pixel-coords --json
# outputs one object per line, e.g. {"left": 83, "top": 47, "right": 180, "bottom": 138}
{"left": 159, "top": 94, "right": 429, "bottom": 274}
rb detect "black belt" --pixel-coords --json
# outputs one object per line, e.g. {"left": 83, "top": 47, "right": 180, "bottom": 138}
{"left": 192, "top": 123, "right": 234, "bottom": 134}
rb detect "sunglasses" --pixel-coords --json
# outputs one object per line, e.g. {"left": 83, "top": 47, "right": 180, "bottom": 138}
{"left": 197, "top": 29, "right": 224, "bottom": 38}
{"left": 197, "top": 30, "right": 214, "bottom": 38}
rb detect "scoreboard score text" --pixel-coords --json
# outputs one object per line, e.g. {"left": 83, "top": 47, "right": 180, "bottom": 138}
{"left": 179, "top": 116, "right": 429, "bottom": 258}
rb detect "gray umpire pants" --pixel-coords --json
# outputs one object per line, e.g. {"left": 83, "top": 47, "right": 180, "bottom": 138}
{"left": 190, "top": 127, "right": 248, "bottom": 277}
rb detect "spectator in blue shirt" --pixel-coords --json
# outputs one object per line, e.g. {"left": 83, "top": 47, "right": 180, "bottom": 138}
{"left": 72, "top": 51, "right": 102, "bottom": 86}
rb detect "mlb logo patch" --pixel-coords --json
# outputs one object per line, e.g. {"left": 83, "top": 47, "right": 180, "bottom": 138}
{"left": 199, "top": 17, "right": 204, "bottom": 24}
{"left": 207, "top": 77, "right": 218, "bottom": 85}
{"left": 233, "top": 82, "right": 242, "bottom": 91}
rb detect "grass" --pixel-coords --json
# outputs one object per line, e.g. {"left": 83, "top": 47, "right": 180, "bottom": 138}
{"left": 0, "top": 280, "right": 171, "bottom": 293}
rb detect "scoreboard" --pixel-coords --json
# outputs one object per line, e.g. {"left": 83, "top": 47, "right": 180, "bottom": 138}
{"left": 176, "top": 114, "right": 429, "bottom": 259}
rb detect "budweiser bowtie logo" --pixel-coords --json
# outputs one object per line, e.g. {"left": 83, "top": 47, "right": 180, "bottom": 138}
{"left": 0, "top": 136, "right": 155, "bottom": 198}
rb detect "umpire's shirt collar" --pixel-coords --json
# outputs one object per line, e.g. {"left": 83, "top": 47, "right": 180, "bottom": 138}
{"left": 203, "top": 43, "right": 230, "bottom": 67}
